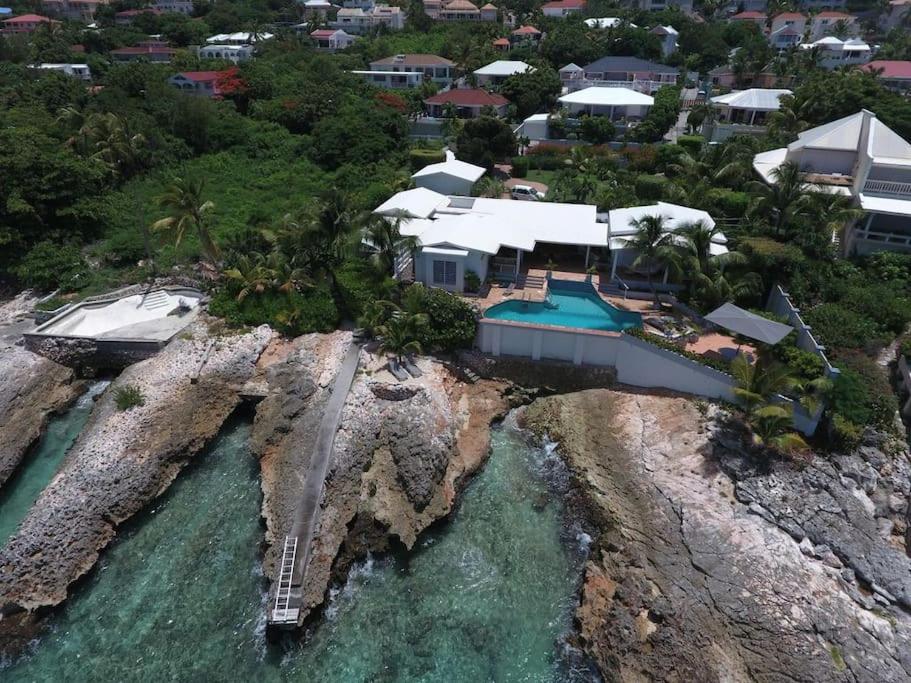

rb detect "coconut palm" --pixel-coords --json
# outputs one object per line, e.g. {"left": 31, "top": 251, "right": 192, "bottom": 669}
{"left": 749, "top": 404, "right": 809, "bottom": 453}
{"left": 746, "top": 161, "right": 810, "bottom": 237}
{"left": 731, "top": 352, "right": 800, "bottom": 412}
{"left": 364, "top": 210, "right": 418, "bottom": 276}
{"left": 377, "top": 310, "right": 427, "bottom": 364}
{"left": 89, "top": 113, "right": 148, "bottom": 180}
{"left": 152, "top": 176, "right": 220, "bottom": 265}
{"left": 620, "top": 214, "right": 679, "bottom": 306}
{"left": 223, "top": 252, "right": 271, "bottom": 302}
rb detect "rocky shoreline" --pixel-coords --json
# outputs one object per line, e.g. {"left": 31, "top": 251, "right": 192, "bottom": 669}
{"left": 0, "top": 318, "right": 272, "bottom": 655}
{"left": 252, "top": 333, "right": 512, "bottom": 625}
{"left": 522, "top": 389, "right": 911, "bottom": 682}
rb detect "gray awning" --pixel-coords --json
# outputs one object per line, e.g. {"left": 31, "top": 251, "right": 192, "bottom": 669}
{"left": 704, "top": 303, "right": 793, "bottom": 345}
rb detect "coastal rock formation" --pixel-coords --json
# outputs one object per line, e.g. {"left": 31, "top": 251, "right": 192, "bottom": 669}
{"left": 523, "top": 390, "right": 911, "bottom": 682}
{"left": 0, "top": 319, "right": 272, "bottom": 652}
{"left": 253, "top": 335, "right": 510, "bottom": 624}
{"left": 0, "top": 343, "right": 82, "bottom": 490}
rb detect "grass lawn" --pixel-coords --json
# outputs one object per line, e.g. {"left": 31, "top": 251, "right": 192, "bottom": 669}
{"left": 525, "top": 169, "right": 558, "bottom": 188}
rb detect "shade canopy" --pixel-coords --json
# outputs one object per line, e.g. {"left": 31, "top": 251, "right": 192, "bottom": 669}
{"left": 705, "top": 303, "right": 792, "bottom": 345}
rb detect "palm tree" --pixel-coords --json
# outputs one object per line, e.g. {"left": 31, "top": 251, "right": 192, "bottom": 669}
{"left": 474, "top": 176, "right": 506, "bottom": 198}
{"left": 767, "top": 97, "right": 808, "bottom": 142}
{"left": 364, "top": 210, "right": 418, "bottom": 276}
{"left": 798, "top": 192, "right": 864, "bottom": 256}
{"left": 749, "top": 404, "right": 809, "bottom": 454}
{"left": 686, "top": 103, "right": 714, "bottom": 134}
{"left": 620, "top": 214, "right": 679, "bottom": 307}
{"left": 675, "top": 222, "right": 760, "bottom": 309}
{"left": 223, "top": 252, "right": 271, "bottom": 302}
{"left": 731, "top": 352, "right": 800, "bottom": 413}
{"left": 89, "top": 113, "right": 148, "bottom": 180}
{"left": 377, "top": 310, "right": 426, "bottom": 364}
{"left": 152, "top": 177, "right": 220, "bottom": 265}
{"left": 746, "top": 161, "right": 810, "bottom": 237}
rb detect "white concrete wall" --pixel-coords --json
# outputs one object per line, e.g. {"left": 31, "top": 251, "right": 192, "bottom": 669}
{"left": 413, "top": 173, "right": 474, "bottom": 196}
{"left": 794, "top": 149, "right": 857, "bottom": 176}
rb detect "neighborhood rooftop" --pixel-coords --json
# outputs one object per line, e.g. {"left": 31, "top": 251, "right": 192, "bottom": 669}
{"left": 559, "top": 87, "right": 654, "bottom": 107}
{"left": 710, "top": 88, "right": 792, "bottom": 111}
{"left": 581, "top": 55, "right": 678, "bottom": 74}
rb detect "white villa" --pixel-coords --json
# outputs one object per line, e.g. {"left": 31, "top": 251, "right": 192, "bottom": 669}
{"left": 583, "top": 17, "right": 632, "bottom": 28}
{"left": 353, "top": 53, "right": 454, "bottom": 89}
{"left": 800, "top": 37, "right": 873, "bottom": 69}
{"left": 33, "top": 63, "right": 91, "bottom": 80}
{"left": 199, "top": 44, "right": 255, "bottom": 63}
{"left": 411, "top": 153, "right": 485, "bottom": 195}
{"left": 753, "top": 109, "right": 911, "bottom": 255}
{"left": 558, "top": 87, "right": 653, "bottom": 121}
{"left": 333, "top": 4, "right": 404, "bottom": 32}
{"left": 705, "top": 88, "right": 790, "bottom": 141}
{"left": 473, "top": 60, "right": 533, "bottom": 87}
{"left": 373, "top": 189, "right": 723, "bottom": 291}
{"left": 206, "top": 31, "right": 273, "bottom": 44}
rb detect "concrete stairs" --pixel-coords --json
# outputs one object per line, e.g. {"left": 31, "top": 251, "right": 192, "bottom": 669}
{"left": 518, "top": 274, "right": 545, "bottom": 290}
{"left": 141, "top": 290, "right": 170, "bottom": 311}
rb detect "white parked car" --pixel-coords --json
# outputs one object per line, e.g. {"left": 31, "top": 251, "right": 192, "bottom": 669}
{"left": 510, "top": 185, "right": 545, "bottom": 201}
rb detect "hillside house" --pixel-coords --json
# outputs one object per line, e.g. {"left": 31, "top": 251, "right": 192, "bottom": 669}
{"left": 424, "top": 88, "right": 509, "bottom": 118}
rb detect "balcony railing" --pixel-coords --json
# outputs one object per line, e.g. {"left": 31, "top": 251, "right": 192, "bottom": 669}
{"left": 863, "top": 179, "right": 911, "bottom": 198}
{"left": 853, "top": 227, "right": 911, "bottom": 250}
{"left": 563, "top": 78, "right": 673, "bottom": 94}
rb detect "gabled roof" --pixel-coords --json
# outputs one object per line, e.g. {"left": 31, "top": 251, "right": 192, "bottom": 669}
{"left": 862, "top": 60, "right": 911, "bottom": 79}
{"left": 473, "top": 60, "right": 533, "bottom": 77}
{"left": 815, "top": 11, "right": 852, "bottom": 19}
{"left": 4, "top": 13, "right": 54, "bottom": 22}
{"left": 442, "top": 0, "right": 478, "bottom": 10}
{"left": 583, "top": 55, "right": 678, "bottom": 75}
{"left": 173, "top": 71, "right": 220, "bottom": 82}
{"left": 773, "top": 12, "right": 805, "bottom": 20}
{"left": 711, "top": 88, "right": 791, "bottom": 111}
{"left": 424, "top": 88, "right": 508, "bottom": 107}
{"left": 372, "top": 53, "right": 454, "bottom": 66}
{"left": 480, "top": 2, "right": 497, "bottom": 8}
{"left": 412, "top": 158, "right": 485, "bottom": 183}
{"left": 650, "top": 24, "right": 678, "bottom": 35}
{"left": 558, "top": 86, "right": 654, "bottom": 107}
{"left": 511, "top": 24, "right": 540, "bottom": 34}
{"left": 311, "top": 28, "right": 343, "bottom": 37}
{"left": 375, "top": 188, "right": 450, "bottom": 219}
{"left": 560, "top": 62, "right": 583, "bottom": 72}
{"left": 493, "top": 37, "right": 510, "bottom": 46}
{"left": 730, "top": 10, "right": 765, "bottom": 19}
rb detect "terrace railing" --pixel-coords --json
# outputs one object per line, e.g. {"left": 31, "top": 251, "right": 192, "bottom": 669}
{"left": 863, "top": 179, "right": 911, "bottom": 198}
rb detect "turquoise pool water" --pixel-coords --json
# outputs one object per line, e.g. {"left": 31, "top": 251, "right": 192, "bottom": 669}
{"left": 485, "top": 282, "right": 642, "bottom": 332}
{"left": 0, "top": 381, "right": 108, "bottom": 548}
{"left": 4, "top": 414, "right": 595, "bottom": 682}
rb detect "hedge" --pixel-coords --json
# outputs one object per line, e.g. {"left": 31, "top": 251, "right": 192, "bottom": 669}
{"left": 634, "top": 174, "right": 669, "bottom": 201}
{"left": 409, "top": 148, "right": 445, "bottom": 172}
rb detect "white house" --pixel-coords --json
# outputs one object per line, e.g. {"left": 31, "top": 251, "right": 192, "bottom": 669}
{"left": 808, "top": 11, "right": 857, "bottom": 40}
{"left": 753, "top": 109, "right": 911, "bottom": 255}
{"left": 558, "top": 87, "right": 654, "bottom": 121}
{"left": 411, "top": 153, "right": 485, "bottom": 195}
{"left": 583, "top": 17, "right": 633, "bottom": 28}
{"left": 301, "top": 0, "right": 335, "bottom": 18}
{"left": 541, "top": 0, "right": 586, "bottom": 17}
{"left": 308, "top": 28, "right": 357, "bottom": 51}
{"left": 800, "top": 37, "right": 872, "bottom": 69}
{"left": 709, "top": 87, "right": 790, "bottom": 127}
{"left": 473, "top": 60, "right": 533, "bottom": 86}
{"left": 769, "top": 13, "right": 807, "bottom": 50}
{"left": 206, "top": 31, "right": 273, "bottom": 44}
{"left": 354, "top": 53, "right": 454, "bottom": 88}
{"left": 34, "top": 63, "right": 91, "bottom": 79}
{"left": 198, "top": 44, "right": 255, "bottom": 63}
{"left": 332, "top": 4, "right": 403, "bottom": 33}
{"left": 373, "top": 189, "right": 722, "bottom": 291}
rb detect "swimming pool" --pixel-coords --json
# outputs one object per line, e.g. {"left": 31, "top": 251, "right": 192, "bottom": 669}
{"left": 484, "top": 280, "right": 642, "bottom": 332}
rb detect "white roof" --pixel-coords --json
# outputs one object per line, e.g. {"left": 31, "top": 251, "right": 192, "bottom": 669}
{"left": 752, "top": 147, "right": 788, "bottom": 184}
{"left": 376, "top": 192, "right": 606, "bottom": 254}
{"left": 607, "top": 202, "right": 724, "bottom": 251}
{"left": 650, "top": 24, "right": 678, "bottom": 35}
{"left": 523, "top": 113, "right": 550, "bottom": 122}
{"left": 801, "top": 36, "right": 871, "bottom": 51}
{"left": 584, "top": 17, "right": 634, "bottom": 28}
{"left": 559, "top": 87, "right": 654, "bottom": 107}
{"left": 304, "top": 0, "right": 334, "bottom": 5}
{"left": 412, "top": 158, "right": 486, "bottom": 183}
{"left": 786, "top": 109, "right": 911, "bottom": 163}
{"left": 374, "top": 188, "right": 450, "bottom": 219}
{"left": 206, "top": 31, "right": 273, "bottom": 43}
{"left": 560, "top": 62, "right": 583, "bottom": 72}
{"left": 711, "top": 88, "right": 791, "bottom": 111}
{"left": 473, "top": 60, "right": 533, "bottom": 77}
{"left": 858, "top": 194, "right": 911, "bottom": 216}
{"left": 37, "top": 63, "right": 88, "bottom": 68}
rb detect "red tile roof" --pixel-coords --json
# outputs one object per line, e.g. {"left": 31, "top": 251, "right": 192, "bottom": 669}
{"left": 541, "top": 0, "right": 585, "bottom": 8}
{"left": 731, "top": 10, "right": 765, "bottom": 18}
{"left": 861, "top": 60, "right": 911, "bottom": 79}
{"left": 310, "top": 29, "right": 338, "bottom": 37}
{"left": 4, "top": 13, "right": 54, "bottom": 22}
{"left": 773, "top": 12, "right": 805, "bottom": 19}
{"left": 425, "top": 88, "right": 508, "bottom": 107}
{"left": 493, "top": 37, "right": 509, "bottom": 45}
{"left": 175, "top": 70, "right": 220, "bottom": 82}
{"left": 512, "top": 24, "right": 541, "bottom": 34}
{"left": 816, "top": 10, "right": 852, "bottom": 18}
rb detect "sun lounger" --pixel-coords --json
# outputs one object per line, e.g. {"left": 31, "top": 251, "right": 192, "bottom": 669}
{"left": 403, "top": 357, "right": 423, "bottom": 378}
{"left": 388, "top": 359, "right": 409, "bottom": 381}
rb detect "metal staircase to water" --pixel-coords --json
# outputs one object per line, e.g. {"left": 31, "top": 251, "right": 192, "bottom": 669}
{"left": 270, "top": 536, "right": 300, "bottom": 625}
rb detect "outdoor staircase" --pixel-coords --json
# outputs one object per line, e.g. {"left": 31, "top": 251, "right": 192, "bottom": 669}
{"left": 141, "top": 290, "right": 170, "bottom": 311}
{"left": 517, "top": 274, "right": 546, "bottom": 290}
{"left": 270, "top": 536, "right": 301, "bottom": 626}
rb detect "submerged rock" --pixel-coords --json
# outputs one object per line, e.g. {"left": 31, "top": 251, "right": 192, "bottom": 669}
{"left": 523, "top": 389, "right": 911, "bottom": 682}
{"left": 0, "top": 319, "right": 272, "bottom": 655}
{"left": 253, "top": 336, "right": 510, "bottom": 626}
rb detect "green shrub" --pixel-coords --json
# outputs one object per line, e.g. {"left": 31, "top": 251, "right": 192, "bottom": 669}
{"left": 830, "top": 353, "right": 898, "bottom": 431}
{"left": 625, "top": 328, "right": 731, "bottom": 374}
{"left": 409, "top": 148, "right": 445, "bottom": 172}
{"left": 776, "top": 345, "right": 824, "bottom": 383}
{"left": 830, "top": 413, "right": 863, "bottom": 451}
{"left": 114, "top": 385, "right": 145, "bottom": 411}
{"left": 803, "top": 304, "right": 883, "bottom": 351}
{"left": 707, "top": 188, "right": 750, "bottom": 218}
{"left": 335, "top": 261, "right": 382, "bottom": 320}
{"left": 899, "top": 337, "right": 911, "bottom": 361}
{"left": 634, "top": 174, "right": 668, "bottom": 201}
{"left": 15, "top": 241, "right": 88, "bottom": 292}
{"left": 838, "top": 284, "right": 911, "bottom": 337}
{"left": 677, "top": 134, "right": 705, "bottom": 156}
{"left": 579, "top": 116, "right": 616, "bottom": 144}
{"left": 464, "top": 269, "right": 481, "bottom": 292}
{"left": 405, "top": 284, "right": 477, "bottom": 351}
{"left": 511, "top": 156, "right": 529, "bottom": 178}
{"left": 209, "top": 286, "right": 339, "bottom": 336}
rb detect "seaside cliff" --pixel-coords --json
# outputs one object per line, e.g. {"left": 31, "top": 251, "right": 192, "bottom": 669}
{"left": 523, "top": 389, "right": 911, "bottom": 682}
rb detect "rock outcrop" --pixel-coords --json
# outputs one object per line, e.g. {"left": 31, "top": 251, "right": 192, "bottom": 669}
{"left": 0, "top": 319, "right": 272, "bottom": 654}
{"left": 253, "top": 336, "right": 510, "bottom": 625}
{"left": 0, "top": 343, "right": 82, "bottom": 490}
{"left": 522, "top": 390, "right": 911, "bottom": 682}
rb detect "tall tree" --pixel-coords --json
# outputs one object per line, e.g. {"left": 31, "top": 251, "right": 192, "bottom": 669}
{"left": 620, "top": 214, "right": 679, "bottom": 306}
{"left": 152, "top": 176, "right": 220, "bottom": 265}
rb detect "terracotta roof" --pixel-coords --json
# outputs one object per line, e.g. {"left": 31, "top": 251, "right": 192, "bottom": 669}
{"left": 512, "top": 24, "right": 540, "bottom": 34}
{"left": 442, "top": 0, "right": 478, "bottom": 9}
{"left": 372, "top": 53, "right": 454, "bottom": 66}
{"left": 731, "top": 10, "right": 765, "bottom": 18}
{"left": 816, "top": 10, "right": 852, "bottom": 18}
{"left": 542, "top": 0, "right": 585, "bottom": 7}
{"left": 310, "top": 28, "right": 339, "bottom": 37}
{"left": 493, "top": 37, "right": 509, "bottom": 45}
{"left": 861, "top": 60, "right": 911, "bottom": 79}
{"left": 174, "top": 70, "right": 220, "bottom": 82}
{"left": 4, "top": 13, "right": 54, "bottom": 22}
{"left": 773, "top": 12, "right": 805, "bottom": 19}
{"left": 425, "top": 88, "right": 508, "bottom": 107}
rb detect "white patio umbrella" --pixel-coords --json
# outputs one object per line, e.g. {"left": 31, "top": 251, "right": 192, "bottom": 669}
{"left": 704, "top": 302, "right": 792, "bottom": 345}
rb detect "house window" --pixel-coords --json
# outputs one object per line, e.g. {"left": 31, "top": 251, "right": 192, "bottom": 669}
{"left": 432, "top": 260, "right": 457, "bottom": 286}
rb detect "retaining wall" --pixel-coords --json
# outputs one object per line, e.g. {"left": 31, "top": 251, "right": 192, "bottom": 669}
{"left": 767, "top": 285, "right": 840, "bottom": 380}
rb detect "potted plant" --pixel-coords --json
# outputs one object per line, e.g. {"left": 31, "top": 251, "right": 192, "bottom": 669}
{"left": 545, "top": 258, "right": 557, "bottom": 278}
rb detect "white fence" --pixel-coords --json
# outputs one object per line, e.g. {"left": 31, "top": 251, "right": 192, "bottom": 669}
{"left": 766, "top": 285, "right": 840, "bottom": 380}
{"left": 476, "top": 318, "right": 821, "bottom": 435}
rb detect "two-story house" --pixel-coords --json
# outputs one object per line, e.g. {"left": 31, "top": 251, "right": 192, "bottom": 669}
{"left": 111, "top": 40, "right": 177, "bottom": 62}
{"left": 570, "top": 56, "right": 678, "bottom": 93}
{"left": 40, "top": 0, "right": 108, "bottom": 22}
{"left": 424, "top": 88, "right": 509, "bottom": 118}
{"left": 168, "top": 71, "right": 223, "bottom": 97}
{"left": 1, "top": 13, "right": 58, "bottom": 33}
{"left": 753, "top": 109, "right": 911, "bottom": 255}
{"left": 861, "top": 60, "right": 911, "bottom": 92}
{"left": 308, "top": 28, "right": 357, "bottom": 51}
{"left": 800, "top": 36, "right": 872, "bottom": 69}
{"left": 768, "top": 12, "right": 807, "bottom": 49}
{"left": 808, "top": 11, "right": 857, "bottom": 40}
{"left": 354, "top": 53, "right": 454, "bottom": 88}
{"left": 541, "top": 0, "right": 586, "bottom": 18}
{"left": 199, "top": 43, "right": 255, "bottom": 63}
{"left": 332, "top": 5, "right": 404, "bottom": 33}
{"left": 705, "top": 88, "right": 790, "bottom": 141}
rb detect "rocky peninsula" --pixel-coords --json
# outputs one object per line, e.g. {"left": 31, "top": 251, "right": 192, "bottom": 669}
{"left": 252, "top": 332, "right": 511, "bottom": 625}
{"left": 522, "top": 389, "right": 911, "bottom": 682}
{"left": 0, "top": 319, "right": 272, "bottom": 653}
